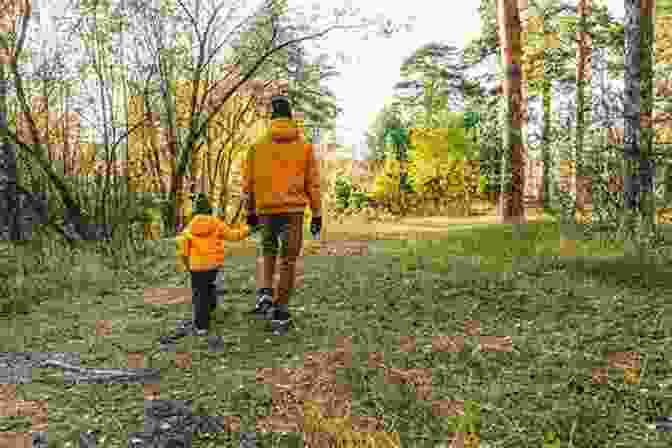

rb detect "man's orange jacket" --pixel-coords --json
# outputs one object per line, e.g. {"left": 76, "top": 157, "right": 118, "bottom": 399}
{"left": 241, "top": 118, "right": 321, "bottom": 216}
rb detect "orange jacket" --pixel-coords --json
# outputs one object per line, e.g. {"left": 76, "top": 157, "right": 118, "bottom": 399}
{"left": 176, "top": 215, "right": 250, "bottom": 272}
{"left": 241, "top": 118, "right": 321, "bottom": 216}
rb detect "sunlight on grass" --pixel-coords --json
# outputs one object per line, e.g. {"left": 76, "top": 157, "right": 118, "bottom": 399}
{"left": 373, "top": 221, "right": 631, "bottom": 277}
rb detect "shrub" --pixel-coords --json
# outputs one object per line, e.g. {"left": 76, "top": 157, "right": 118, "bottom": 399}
{"left": 372, "top": 159, "right": 407, "bottom": 214}
{"left": 349, "top": 189, "right": 372, "bottom": 210}
{"left": 335, "top": 176, "right": 353, "bottom": 211}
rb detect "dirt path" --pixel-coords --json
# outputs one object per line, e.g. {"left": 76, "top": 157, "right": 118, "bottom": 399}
{"left": 151, "top": 210, "right": 553, "bottom": 305}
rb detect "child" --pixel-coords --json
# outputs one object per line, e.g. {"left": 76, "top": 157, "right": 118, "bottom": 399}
{"left": 162, "top": 193, "right": 250, "bottom": 348}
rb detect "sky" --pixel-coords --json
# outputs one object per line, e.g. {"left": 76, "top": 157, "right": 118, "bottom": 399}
{"left": 34, "top": 0, "right": 627, "bottom": 159}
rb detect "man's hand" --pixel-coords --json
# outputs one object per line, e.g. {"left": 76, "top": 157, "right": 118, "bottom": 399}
{"left": 310, "top": 216, "right": 322, "bottom": 238}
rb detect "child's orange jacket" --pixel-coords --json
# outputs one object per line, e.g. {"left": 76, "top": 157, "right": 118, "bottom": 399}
{"left": 241, "top": 118, "right": 321, "bottom": 216}
{"left": 176, "top": 215, "right": 250, "bottom": 272}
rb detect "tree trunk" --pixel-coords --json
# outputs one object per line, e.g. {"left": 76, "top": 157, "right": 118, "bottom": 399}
{"left": 518, "top": 0, "right": 531, "bottom": 216}
{"left": 0, "top": 64, "right": 19, "bottom": 241}
{"left": 575, "top": 0, "right": 593, "bottom": 219}
{"left": 496, "top": 0, "right": 526, "bottom": 224}
{"left": 541, "top": 78, "right": 552, "bottom": 212}
{"left": 665, "top": 163, "right": 672, "bottom": 205}
{"left": 620, "top": 0, "right": 657, "bottom": 258}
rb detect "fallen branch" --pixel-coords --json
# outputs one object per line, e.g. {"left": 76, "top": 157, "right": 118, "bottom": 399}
{"left": 39, "top": 359, "right": 161, "bottom": 384}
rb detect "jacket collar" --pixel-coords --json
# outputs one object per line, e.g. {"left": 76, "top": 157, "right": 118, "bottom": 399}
{"left": 270, "top": 118, "right": 300, "bottom": 142}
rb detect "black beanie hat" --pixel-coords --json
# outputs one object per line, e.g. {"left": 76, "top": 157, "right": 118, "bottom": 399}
{"left": 271, "top": 95, "right": 292, "bottom": 119}
{"left": 192, "top": 192, "right": 212, "bottom": 215}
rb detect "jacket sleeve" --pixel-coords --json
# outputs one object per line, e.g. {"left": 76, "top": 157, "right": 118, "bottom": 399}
{"left": 217, "top": 220, "right": 251, "bottom": 241}
{"left": 177, "top": 223, "right": 192, "bottom": 257}
{"left": 304, "top": 144, "right": 322, "bottom": 216}
{"left": 240, "top": 147, "right": 255, "bottom": 215}
{"left": 176, "top": 235, "right": 185, "bottom": 258}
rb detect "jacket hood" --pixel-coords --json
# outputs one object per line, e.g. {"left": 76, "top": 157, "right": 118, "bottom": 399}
{"left": 188, "top": 215, "right": 219, "bottom": 237}
{"left": 270, "top": 118, "right": 300, "bottom": 142}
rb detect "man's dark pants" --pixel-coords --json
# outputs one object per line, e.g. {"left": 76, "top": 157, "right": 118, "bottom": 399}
{"left": 257, "top": 212, "right": 304, "bottom": 307}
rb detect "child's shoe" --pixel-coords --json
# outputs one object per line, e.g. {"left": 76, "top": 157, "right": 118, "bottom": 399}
{"left": 248, "top": 291, "right": 274, "bottom": 320}
{"left": 207, "top": 335, "right": 226, "bottom": 352}
{"left": 270, "top": 309, "right": 291, "bottom": 336}
{"left": 193, "top": 327, "right": 226, "bottom": 352}
{"left": 159, "top": 320, "right": 196, "bottom": 345}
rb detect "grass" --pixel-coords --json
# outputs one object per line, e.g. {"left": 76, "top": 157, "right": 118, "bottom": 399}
{"left": 2, "top": 219, "right": 672, "bottom": 447}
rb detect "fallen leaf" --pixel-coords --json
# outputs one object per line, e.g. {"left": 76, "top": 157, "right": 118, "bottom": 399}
{"left": 432, "top": 400, "right": 465, "bottom": 418}
{"left": 592, "top": 367, "right": 609, "bottom": 385}
{"left": 432, "top": 336, "right": 465, "bottom": 353}
{"left": 464, "top": 320, "right": 482, "bottom": 336}
{"left": 96, "top": 320, "right": 113, "bottom": 336}
{"left": 175, "top": 352, "right": 192, "bottom": 369}
{"left": 368, "top": 352, "right": 385, "bottom": 369}
{"left": 607, "top": 351, "right": 641, "bottom": 370}
{"left": 127, "top": 352, "right": 145, "bottom": 369}
{"left": 399, "top": 335, "right": 417, "bottom": 353}
{"left": 478, "top": 336, "right": 513, "bottom": 352}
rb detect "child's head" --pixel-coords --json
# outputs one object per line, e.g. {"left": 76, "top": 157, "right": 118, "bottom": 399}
{"left": 271, "top": 95, "right": 292, "bottom": 120}
{"left": 192, "top": 192, "right": 212, "bottom": 215}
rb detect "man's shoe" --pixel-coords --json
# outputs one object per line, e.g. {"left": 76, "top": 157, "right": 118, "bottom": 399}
{"left": 177, "top": 319, "right": 195, "bottom": 332}
{"left": 248, "top": 294, "right": 275, "bottom": 320}
{"left": 270, "top": 310, "right": 291, "bottom": 336}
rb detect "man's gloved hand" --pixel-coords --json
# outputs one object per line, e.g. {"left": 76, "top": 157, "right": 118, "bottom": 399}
{"left": 247, "top": 213, "right": 258, "bottom": 227}
{"left": 310, "top": 216, "right": 322, "bottom": 238}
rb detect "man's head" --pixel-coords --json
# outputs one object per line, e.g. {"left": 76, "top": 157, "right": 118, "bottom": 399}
{"left": 270, "top": 95, "right": 292, "bottom": 120}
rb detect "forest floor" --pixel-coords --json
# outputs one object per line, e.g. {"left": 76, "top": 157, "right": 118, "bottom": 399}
{"left": 2, "top": 207, "right": 672, "bottom": 447}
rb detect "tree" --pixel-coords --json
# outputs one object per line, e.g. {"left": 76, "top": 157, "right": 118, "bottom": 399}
{"left": 521, "top": 0, "right": 574, "bottom": 213}
{"left": 0, "top": 0, "right": 112, "bottom": 243}
{"left": 40, "top": 0, "right": 412, "bottom": 236}
{"left": 235, "top": 0, "right": 344, "bottom": 135}
{"left": 619, "top": 0, "right": 657, "bottom": 259}
{"left": 573, "top": 0, "right": 593, "bottom": 219}
{"left": 392, "top": 42, "right": 467, "bottom": 127}
{"left": 365, "top": 104, "right": 401, "bottom": 163}
{"left": 126, "top": 0, "right": 411, "bottom": 232}
{"left": 496, "top": 0, "right": 526, "bottom": 224}
{"left": 383, "top": 125, "right": 411, "bottom": 195}
{"left": 0, "top": 0, "right": 19, "bottom": 240}
{"left": 467, "top": 0, "right": 628, "bottom": 223}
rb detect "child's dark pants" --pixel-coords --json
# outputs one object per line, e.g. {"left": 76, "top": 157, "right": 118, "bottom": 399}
{"left": 190, "top": 270, "right": 218, "bottom": 331}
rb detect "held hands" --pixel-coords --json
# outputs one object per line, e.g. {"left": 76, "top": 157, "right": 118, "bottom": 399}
{"left": 310, "top": 216, "right": 322, "bottom": 239}
{"left": 246, "top": 213, "right": 262, "bottom": 237}
{"left": 247, "top": 213, "right": 258, "bottom": 227}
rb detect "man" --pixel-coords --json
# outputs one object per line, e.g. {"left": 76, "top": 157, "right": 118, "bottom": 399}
{"left": 241, "top": 95, "right": 322, "bottom": 336}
